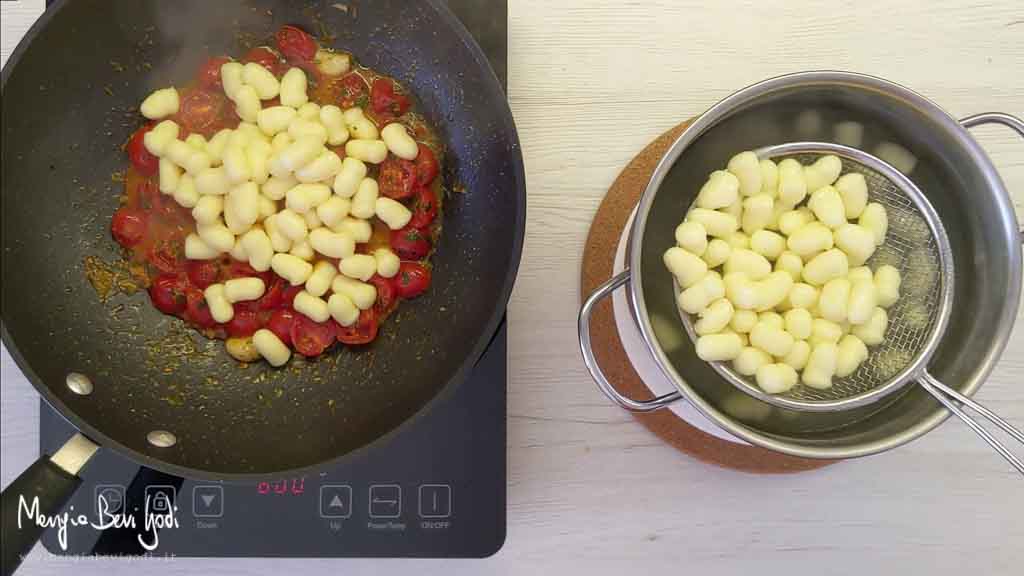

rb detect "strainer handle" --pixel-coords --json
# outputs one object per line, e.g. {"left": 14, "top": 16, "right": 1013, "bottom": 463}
{"left": 918, "top": 372, "right": 1024, "bottom": 475}
{"left": 960, "top": 112, "right": 1024, "bottom": 242}
{"left": 579, "top": 270, "right": 682, "bottom": 412}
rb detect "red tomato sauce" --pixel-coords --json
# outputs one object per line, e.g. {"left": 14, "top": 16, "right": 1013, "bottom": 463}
{"left": 112, "top": 26, "right": 444, "bottom": 360}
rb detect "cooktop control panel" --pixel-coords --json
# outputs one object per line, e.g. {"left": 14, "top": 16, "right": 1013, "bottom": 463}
{"left": 40, "top": 321, "right": 506, "bottom": 558}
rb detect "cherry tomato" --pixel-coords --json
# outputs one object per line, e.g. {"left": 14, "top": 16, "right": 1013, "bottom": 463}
{"left": 390, "top": 226, "right": 432, "bottom": 260}
{"left": 267, "top": 309, "right": 297, "bottom": 346}
{"left": 368, "top": 275, "right": 397, "bottom": 314}
{"left": 276, "top": 25, "right": 317, "bottom": 63}
{"left": 370, "top": 78, "right": 410, "bottom": 118}
{"left": 227, "top": 310, "right": 262, "bottom": 338}
{"left": 234, "top": 300, "right": 261, "bottom": 314}
{"left": 110, "top": 207, "right": 148, "bottom": 248}
{"left": 228, "top": 260, "right": 259, "bottom": 278}
{"left": 336, "top": 308, "right": 379, "bottom": 345}
{"left": 149, "top": 274, "right": 187, "bottom": 315}
{"left": 257, "top": 276, "right": 286, "bottom": 310}
{"left": 197, "top": 56, "right": 231, "bottom": 89}
{"left": 409, "top": 186, "right": 438, "bottom": 229}
{"left": 227, "top": 260, "right": 272, "bottom": 285}
{"left": 148, "top": 242, "right": 183, "bottom": 274}
{"left": 243, "top": 47, "right": 284, "bottom": 75}
{"left": 280, "top": 284, "right": 305, "bottom": 309}
{"left": 126, "top": 124, "right": 159, "bottom": 176}
{"left": 394, "top": 262, "right": 431, "bottom": 299}
{"left": 184, "top": 288, "right": 217, "bottom": 329}
{"left": 179, "top": 89, "right": 226, "bottom": 135}
{"left": 414, "top": 144, "right": 439, "bottom": 187}
{"left": 334, "top": 73, "right": 368, "bottom": 108}
{"left": 186, "top": 260, "right": 220, "bottom": 289}
{"left": 291, "top": 315, "right": 336, "bottom": 357}
{"left": 378, "top": 155, "right": 417, "bottom": 200}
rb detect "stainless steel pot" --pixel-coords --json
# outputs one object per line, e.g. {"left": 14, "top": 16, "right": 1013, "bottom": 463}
{"left": 579, "top": 71, "right": 1023, "bottom": 460}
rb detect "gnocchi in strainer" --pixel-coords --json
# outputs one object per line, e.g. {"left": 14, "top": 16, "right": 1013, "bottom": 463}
{"left": 664, "top": 151, "right": 903, "bottom": 394}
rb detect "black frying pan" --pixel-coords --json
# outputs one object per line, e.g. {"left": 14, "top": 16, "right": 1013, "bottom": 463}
{"left": 0, "top": 1, "right": 524, "bottom": 572}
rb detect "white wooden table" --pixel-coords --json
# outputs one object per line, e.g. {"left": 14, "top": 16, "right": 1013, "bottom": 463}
{"left": 3, "top": 1, "right": 1022, "bottom": 574}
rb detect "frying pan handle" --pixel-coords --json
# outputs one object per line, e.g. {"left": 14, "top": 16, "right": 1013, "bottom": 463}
{"left": 579, "top": 270, "right": 682, "bottom": 412}
{"left": 959, "top": 112, "right": 1024, "bottom": 243}
{"left": 1, "top": 434, "right": 97, "bottom": 576}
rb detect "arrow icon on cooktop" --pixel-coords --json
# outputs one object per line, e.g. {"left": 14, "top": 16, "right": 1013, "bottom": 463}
{"left": 201, "top": 494, "right": 216, "bottom": 507}
{"left": 320, "top": 485, "right": 352, "bottom": 518}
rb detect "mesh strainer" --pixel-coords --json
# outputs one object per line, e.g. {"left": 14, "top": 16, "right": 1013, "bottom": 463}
{"left": 678, "top": 142, "right": 1024, "bottom": 472}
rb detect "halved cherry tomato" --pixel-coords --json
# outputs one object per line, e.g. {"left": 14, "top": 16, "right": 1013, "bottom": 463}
{"left": 149, "top": 274, "right": 187, "bottom": 315}
{"left": 414, "top": 144, "right": 439, "bottom": 187}
{"left": 368, "top": 275, "right": 397, "bottom": 314}
{"left": 409, "top": 186, "right": 438, "bottom": 229}
{"left": 267, "top": 309, "right": 297, "bottom": 346}
{"left": 227, "top": 260, "right": 273, "bottom": 285}
{"left": 334, "top": 73, "right": 368, "bottom": 108}
{"left": 228, "top": 260, "right": 259, "bottom": 277}
{"left": 110, "top": 207, "right": 148, "bottom": 248}
{"left": 378, "top": 155, "right": 417, "bottom": 199}
{"left": 126, "top": 124, "right": 159, "bottom": 176}
{"left": 280, "top": 284, "right": 304, "bottom": 309}
{"left": 243, "top": 46, "right": 284, "bottom": 75}
{"left": 394, "top": 262, "right": 431, "bottom": 299}
{"left": 227, "top": 310, "right": 262, "bottom": 338}
{"left": 390, "top": 226, "right": 432, "bottom": 260}
{"left": 336, "top": 308, "right": 379, "bottom": 345}
{"left": 197, "top": 56, "right": 231, "bottom": 89}
{"left": 370, "top": 78, "right": 410, "bottom": 118}
{"left": 179, "top": 89, "right": 226, "bottom": 135}
{"left": 185, "top": 288, "right": 217, "bottom": 328}
{"left": 291, "top": 315, "right": 335, "bottom": 357}
{"left": 148, "top": 242, "right": 182, "bottom": 274}
{"left": 257, "top": 276, "right": 286, "bottom": 310}
{"left": 186, "top": 260, "right": 220, "bottom": 289}
{"left": 276, "top": 25, "right": 317, "bottom": 63}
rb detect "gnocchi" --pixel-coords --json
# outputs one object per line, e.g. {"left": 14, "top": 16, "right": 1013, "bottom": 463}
{"left": 253, "top": 329, "right": 291, "bottom": 367}
{"left": 116, "top": 26, "right": 446, "bottom": 369}
{"left": 381, "top": 123, "right": 420, "bottom": 161}
{"left": 696, "top": 170, "right": 740, "bottom": 209}
{"left": 665, "top": 151, "right": 901, "bottom": 394}
{"left": 726, "top": 151, "right": 762, "bottom": 198}
{"left": 140, "top": 87, "right": 180, "bottom": 120}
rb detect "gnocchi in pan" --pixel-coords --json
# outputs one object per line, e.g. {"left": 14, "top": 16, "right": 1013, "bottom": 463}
{"left": 111, "top": 25, "right": 443, "bottom": 367}
{"left": 664, "top": 151, "right": 903, "bottom": 394}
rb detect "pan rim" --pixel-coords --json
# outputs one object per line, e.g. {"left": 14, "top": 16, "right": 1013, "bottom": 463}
{"left": 1, "top": 0, "right": 526, "bottom": 481}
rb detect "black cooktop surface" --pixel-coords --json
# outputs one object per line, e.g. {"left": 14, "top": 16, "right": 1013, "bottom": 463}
{"left": 39, "top": 0, "right": 509, "bottom": 559}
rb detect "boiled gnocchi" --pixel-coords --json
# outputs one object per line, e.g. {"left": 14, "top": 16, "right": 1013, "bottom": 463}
{"left": 115, "top": 25, "right": 444, "bottom": 368}
{"left": 666, "top": 151, "right": 902, "bottom": 394}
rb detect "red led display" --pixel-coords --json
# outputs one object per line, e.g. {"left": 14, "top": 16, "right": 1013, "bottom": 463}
{"left": 257, "top": 477, "right": 305, "bottom": 496}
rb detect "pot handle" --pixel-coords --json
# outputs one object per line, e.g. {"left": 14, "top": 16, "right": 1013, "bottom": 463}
{"left": 1, "top": 434, "right": 97, "bottom": 576}
{"left": 959, "top": 112, "right": 1024, "bottom": 243}
{"left": 579, "top": 270, "right": 682, "bottom": 412}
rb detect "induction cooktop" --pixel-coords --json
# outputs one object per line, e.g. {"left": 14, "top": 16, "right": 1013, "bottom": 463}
{"left": 38, "top": 0, "right": 509, "bottom": 559}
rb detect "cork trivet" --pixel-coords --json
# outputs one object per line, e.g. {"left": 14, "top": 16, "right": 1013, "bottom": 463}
{"left": 580, "top": 120, "right": 835, "bottom": 474}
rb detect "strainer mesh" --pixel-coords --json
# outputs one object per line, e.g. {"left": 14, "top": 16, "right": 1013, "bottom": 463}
{"left": 679, "top": 153, "right": 946, "bottom": 404}
{"left": 780, "top": 155, "right": 943, "bottom": 402}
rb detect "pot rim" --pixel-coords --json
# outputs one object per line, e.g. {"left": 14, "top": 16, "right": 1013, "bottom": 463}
{"left": 626, "top": 70, "right": 1023, "bottom": 459}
